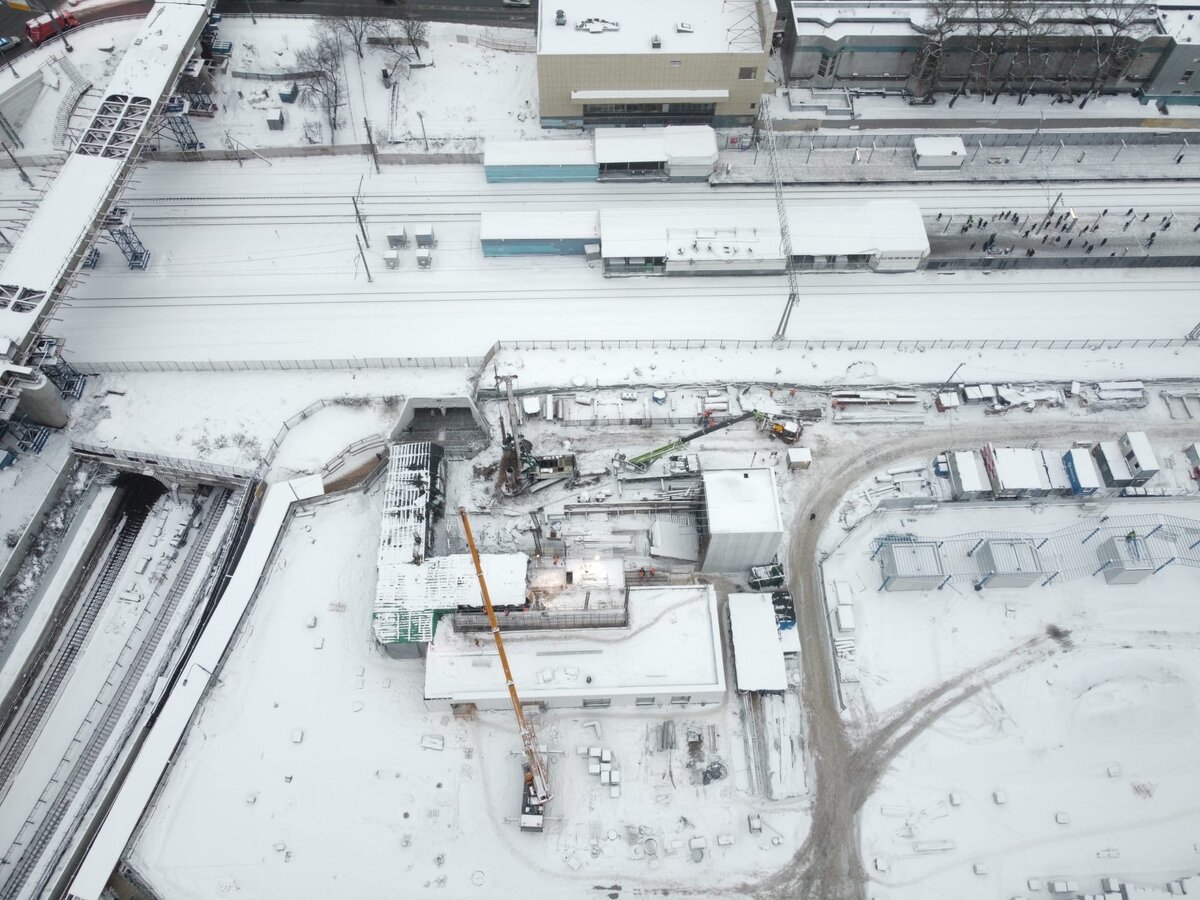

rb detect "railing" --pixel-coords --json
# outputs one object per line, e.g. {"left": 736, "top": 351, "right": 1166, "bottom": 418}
{"left": 493, "top": 338, "right": 1194, "bottom": 352}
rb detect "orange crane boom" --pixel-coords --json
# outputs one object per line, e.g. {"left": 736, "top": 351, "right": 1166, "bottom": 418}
{"left": 458, "top": 507, "right": 551, "bottom": 818}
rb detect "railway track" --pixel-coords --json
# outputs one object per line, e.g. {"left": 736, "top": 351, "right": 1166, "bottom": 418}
{"left": 0, "top": 490, "right": 231, "bottom": 900}
{"left": 0, "top": 482, "right": 160, "bottom": 802}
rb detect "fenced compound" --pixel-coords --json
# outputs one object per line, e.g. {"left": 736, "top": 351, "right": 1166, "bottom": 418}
{"left": 871, "top": 512, "right": 1200, "bottom": 590}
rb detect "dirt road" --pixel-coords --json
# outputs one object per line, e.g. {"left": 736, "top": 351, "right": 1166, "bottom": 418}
{"left": 751, "top": 420, "right": 1200, "bottom": 899}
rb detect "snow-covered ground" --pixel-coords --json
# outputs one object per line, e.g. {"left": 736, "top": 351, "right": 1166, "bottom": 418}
{"left": 822, "top": 495, "right": 1200, "bottom": 899}
{"left": 183, "top": 17, "right": 539, "bottom": 151}
{"left": 129, "top": 487, "right": 806, "bottom": 900}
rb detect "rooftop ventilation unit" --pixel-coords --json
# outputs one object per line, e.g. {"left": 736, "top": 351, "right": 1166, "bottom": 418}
{"left": 676, "top": 22, "right": 693, "bottom": 33}
{"left": 555, "top": 9, "right": 566, "bottom": 25}
{"left": 651, "top": 34, "right": 662, "bottom": 48}
{"left": 576, "top": 17, "right": 620, "bottom": 32}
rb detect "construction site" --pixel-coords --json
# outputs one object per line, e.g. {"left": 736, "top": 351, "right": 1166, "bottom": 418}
{"left": 1, "top": 1, "right": 1200, "bottom": 899}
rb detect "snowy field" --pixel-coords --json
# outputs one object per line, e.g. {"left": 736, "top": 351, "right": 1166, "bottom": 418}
{"left": 179, "top": 17, "right": 539, "bottom": 151}
{"left": 823, "top": 495, "right": 1200, "bottom": 899}
{"left": 129, "top": 487, "right": 808, "bottom": 900}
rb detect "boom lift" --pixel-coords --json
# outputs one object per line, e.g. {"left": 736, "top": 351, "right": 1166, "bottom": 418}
{"left": 459, "top": 507, "right": 552, "bottom": 831}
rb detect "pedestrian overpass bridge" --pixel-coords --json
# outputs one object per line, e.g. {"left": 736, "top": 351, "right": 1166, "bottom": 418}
{"left": 0, "top": 0, "right": 213, "bottom": 426}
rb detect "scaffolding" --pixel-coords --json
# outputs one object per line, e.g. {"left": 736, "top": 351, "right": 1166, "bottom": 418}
{"left": 102, "top": 207, "right": 151, "bottom": 270}
{"left": 31, "top": 337, "right": 86, "bottom": 399}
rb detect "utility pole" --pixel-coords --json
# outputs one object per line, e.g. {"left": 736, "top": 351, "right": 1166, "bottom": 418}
{"left": 27, "top": 0, "right": 73, "bottom": 52}
{"left": 245, "top": 0, "right": 256, "bottom": 24}
{"left": 935, "top": 361, "right": 966, "bottom": 397}
{"left": 0, "top": 42, "right": 17, "bottom": 78}
{"left": 759, "top": 99, "right": 800, "bottom": 341}
{"left": 351, "top": 196, "right": 369, "bottom": 248}
{"left": 355, "top": 234, "right": 373, "bottom": 283}
{"left": 417, "top": 111, "right": 429, "bottom": 152}
{"left": 363, "top": 117, "right": 380, "bottom": 174}
{"left": 1019, "top": 111, "right": 1043, "bottom": 164}
{"left": 1, "top": 141, "right": 31, "bottom": 186}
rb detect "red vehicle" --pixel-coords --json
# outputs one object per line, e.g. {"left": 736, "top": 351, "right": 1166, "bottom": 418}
{"left": 25, "top": 11, "right": 80, "bottom": 47}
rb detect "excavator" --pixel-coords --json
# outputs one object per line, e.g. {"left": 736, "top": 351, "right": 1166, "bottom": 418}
{"left": 459, "top": 507, "right": 551, "bottom": 831}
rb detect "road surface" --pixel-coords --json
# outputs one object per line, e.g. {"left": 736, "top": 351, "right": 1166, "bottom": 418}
{"left": 752, "top": 417, "right": 1200, "bottom": 899}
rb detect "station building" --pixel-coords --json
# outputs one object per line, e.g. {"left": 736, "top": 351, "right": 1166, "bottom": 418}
{"left": 536, "top": 0, "right": 776, "bottom": 128}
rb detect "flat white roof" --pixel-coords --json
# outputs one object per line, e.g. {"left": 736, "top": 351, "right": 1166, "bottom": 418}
{"left": 990, "top": 447, "right": 1044, "bottom": 491}
{"left": 424, "top": 585, "right": 724, "bottom": 702}
{"left": 727, "top": 594, "right": 788, "bottom": 692}
{"left": 599, "top": 200, "right": 928, "bottom": 260}
{"left": 703, "top": 469, "right": 784, "bottom": 536}
{"left": 484, "top": 138, "right": 596, "bottom": 167}
{"left": 1123, "top": 431, "right": 1159, "bottom": 470}
{"left": 594, "top": 125, "right": 719, "bottom": 165}
{"left": 538, "top": 1, "right": 768, "bottom": 56}
{"left": 1041, "top": 450, "right": 1072, "bottom": 491}
{"left": 913, "top": 136, "right": 966, "bottom": 157}
{"left": 1065, "top": 448, "right": 1103, "bottom": 488}
{"left": 950, "top": 450, "right": 989, "bottom": 493}
{"left": 1097, "top": 441, "right": 1134, "bottom": 482}
{"left": 981, "top": 539, "right": 1044, "bottom": 574}
{"left": 480, "top": 211, "right": 599, "bottom": 241}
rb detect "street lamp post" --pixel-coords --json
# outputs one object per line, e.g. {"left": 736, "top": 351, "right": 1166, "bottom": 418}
{"left": 18, "top": 0, "right": 73, "bottom": 52}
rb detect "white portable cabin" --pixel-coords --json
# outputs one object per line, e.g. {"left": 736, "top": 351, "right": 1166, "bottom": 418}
{"left": 975, "top": 539, "right": 1045, "bottom": 588}
{"left": 1096, "top": 535, "right": 1155, "bottom": 584}
{"left": 878, "top": 541, "right": 946, "bottom": 592}
{"left": 947, "top": 449, "right": 990, "bottom": 500}
{"left": 266, "top": 108, "right": 284, "bottom": 130}
{"left": 1063, "top": 447, "right": 1102, "bottom": 496}
{"left": 982, "top": 444, "right": 1045, "bottom": 499}
{"left": 913, "top": 136, "right": 966, "bottom": 169}
{"left": 1091, "top": 441, "right": 1134, "bottom": 488}
{"left": 1118, "top": 431, "right": 1160, "bottom": 487}
{"left": 786, "top": 447, "right": 812, "bottom": 470}
{"left": 1039, "top": 450, "right": 1073, "bottom": 496}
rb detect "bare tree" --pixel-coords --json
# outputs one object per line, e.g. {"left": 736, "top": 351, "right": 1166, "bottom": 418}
{"left": 1075, "top": 0, "right": 1154, "bottom": 108}
{"left": 295, "top": 25, "right": 344, "bottom": 144}
{"left": 331, "top": 14, "right": 376, "bottom": 59}
{"left": 908, "top": 0, "right": 1152, "bottom": 105}
{"left": 400, "top": 17, "right": 430, "bottom": 61}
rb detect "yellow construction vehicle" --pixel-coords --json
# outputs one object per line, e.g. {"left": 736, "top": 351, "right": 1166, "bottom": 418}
{"left": 459, "top": 507, "right": 551, "bottom": 831}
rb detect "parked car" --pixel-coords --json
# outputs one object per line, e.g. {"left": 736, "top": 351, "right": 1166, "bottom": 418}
{"left": 0, "top": 35, "right": 21, "bottom": 54}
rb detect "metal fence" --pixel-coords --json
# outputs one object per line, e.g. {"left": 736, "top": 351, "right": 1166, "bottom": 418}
{"left": 71, "top": 442, "right": 256, "bottom": 483}
{"left": 728, "top": 129, "right": 1200, "bottom": 152}
{"left": 493, "top": 338, "right": 1193, "bottom": 352}
{"left": 71, "top": 356, "right": 483, "bottom": 374}
{"left": 230, "top": 69, "right": 317, "bottom": 82}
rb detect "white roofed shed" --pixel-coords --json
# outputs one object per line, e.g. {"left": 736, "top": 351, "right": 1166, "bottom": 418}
{"left": 727, "top": 594, "right": 788, "bottom": 692}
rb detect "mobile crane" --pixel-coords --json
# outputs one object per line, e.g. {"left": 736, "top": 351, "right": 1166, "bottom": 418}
{"left": 458, "top": 507, "right": 552, "bottom": 831}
